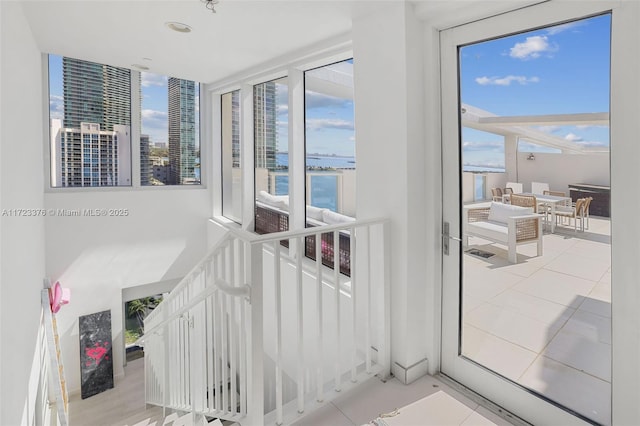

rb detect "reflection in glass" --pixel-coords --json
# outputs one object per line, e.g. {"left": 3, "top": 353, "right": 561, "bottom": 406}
{"left": 304, "top": 59, "right": 356, "bottom": 219}
{"left": 304, "top": 59, "right": 356, "bottom": 276}
{"left": 254, "top": 78, "right": 289, "bottom": 235}
{"left": 222, "top": 90, "right": 242, "bottom": 223}
{"left": 459, "top": 14, "right": 611, "bottom": 424}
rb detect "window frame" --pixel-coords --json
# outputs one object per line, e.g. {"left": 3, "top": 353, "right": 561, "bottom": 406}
{"left": 209, "top": 42, "right": 354, "bottom": 230}
{"left": 43, "top": 53, "right": 207, "bottom": 192}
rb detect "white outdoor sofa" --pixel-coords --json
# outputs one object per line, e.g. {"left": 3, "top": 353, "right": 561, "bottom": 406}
{"left": 254, "top": 191, "right": 355, "bottom": 275}
{"left": 463, "top": 202, "right": 543, "bottom": 263}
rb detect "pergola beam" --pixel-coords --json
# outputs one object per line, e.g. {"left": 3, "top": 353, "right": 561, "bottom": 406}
{"left": 477, "top": 112, "right": 609, "bottom": 127}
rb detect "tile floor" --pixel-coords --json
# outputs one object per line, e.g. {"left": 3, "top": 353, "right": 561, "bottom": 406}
{"left": 462, "top": 215, "right": 611, "bottom": 425}
{"left": 69, "top": 357, "right": 516, "bottom": 426}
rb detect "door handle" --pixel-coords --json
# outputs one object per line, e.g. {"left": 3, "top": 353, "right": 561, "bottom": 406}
{"left": 442, "top": 221, "right": 461, "bottom": 256}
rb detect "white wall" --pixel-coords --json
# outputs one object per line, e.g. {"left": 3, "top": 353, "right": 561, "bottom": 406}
{"left": 517, "top": 151, "right": 609, "bottom": 194}
{"left": 0, "top": 3, "right": 48, "bottom": 424}
{"left": 45, "top": 188, "right": 211, "bottom": 394}
{"left": 353, "top": 3, "right": 431, "bottom": 382}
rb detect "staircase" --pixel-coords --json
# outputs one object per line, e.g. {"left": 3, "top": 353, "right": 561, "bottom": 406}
{"left": 140, "top": 218, "right": 390, "bottom": 425}
{"left": 125, "top": 409, "right": 223, "bottom": 426}
{"left": 123, "top": 410, "right": 226, "bottom": 426}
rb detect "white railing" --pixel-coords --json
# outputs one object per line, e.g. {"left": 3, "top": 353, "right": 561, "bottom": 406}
{"left": 142, "top": 217, "right": 390, "bottom": 425}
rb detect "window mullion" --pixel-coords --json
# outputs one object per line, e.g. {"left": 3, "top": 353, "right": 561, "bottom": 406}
{"left": 288, "top": 68, "right": 305, "bottom": 232}
{"left": 131, "top": 70, "right": 141, "bottom": 187}
{"left": 240, "top": 84, "right": 255, "bottom": 230}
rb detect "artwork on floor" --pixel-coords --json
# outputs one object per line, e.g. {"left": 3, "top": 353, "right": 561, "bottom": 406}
{"left": 79, "top": 309, "right": 114, "bottom": 399}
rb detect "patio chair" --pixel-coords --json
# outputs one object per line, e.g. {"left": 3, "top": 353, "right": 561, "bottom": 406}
{"left": 555, "top": 197, "right": 587, "bottom": 232}
{"left": 510, "top": 193, "right": 539, "bottom": 212}
{"left": 531, "top": 182, "right": 549, "bottom": 195}
{"left": 583, "top": 196, "right": 593, "bottom": 230}
{"left": 491, "top": 187, "right": 503, "bottom": 202}
{"left": 503, "top": 187, "right": 514, "bottom": 195}
{"left": 505, "top": 182, "right": 523, "bottom": 194}
{"left": 531, "top": 183, "right": 550, "bottom": 213}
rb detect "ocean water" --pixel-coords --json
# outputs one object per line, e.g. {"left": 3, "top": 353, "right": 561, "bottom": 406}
{"left": 274, "top": 153, "right": 355, "bottom": 211}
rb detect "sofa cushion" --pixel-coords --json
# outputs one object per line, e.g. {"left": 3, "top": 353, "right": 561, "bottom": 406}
{"left": 306, "top": 205, "right": 327, "bottom": 221}
{"left": 257, "top": 190, "right": 289, "bottom": 211}
{"left": 467, "top": 221, "right": 509, "bottom": 243}
{"left": 322, "top": 209, "right": 356, "bottom": 225}
{"left": 487, "top": 202, "right": 533, "bottom": 224}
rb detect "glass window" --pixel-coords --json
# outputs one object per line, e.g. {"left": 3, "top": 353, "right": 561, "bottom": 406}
{"left": 458, "top": 14, "right": 611, "bottom": 423}
{"left": 254, "top": 78, "right": 289, "bottom": 235}
{"left": 48, "top": 54, "right": 202, "bottom": 188}
{"left": 304, "top": 59, "right": 356, "bottom": 219}
{"left": 140, "top": 73, "right": 200, "bottom": 185}
{"left": 221, "top": 90, "right": 242, "bottom": 223}
{"left": 49, "top": 55, "right": 132, "bottom": 187}
{"left": 304, "top": 59, "right": 356, "bottom": 275}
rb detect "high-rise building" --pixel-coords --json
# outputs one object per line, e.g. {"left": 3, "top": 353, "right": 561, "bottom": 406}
{"left": 140, "top": 134, "right": 151, "bottom": 185}
{"left": 62, "top": 57, "right": 131, "bottom": 131}
{"left": 51, "top": 120, "right": 131, "bottom": 187}
{"left": 52, "top": 57, "right": 133, "bottom": 187}
{"left": 254, "top": 82, "right": 277, "bottom": 171}
{"left": 168, "top": 78, "right": 197, "bottom": 184}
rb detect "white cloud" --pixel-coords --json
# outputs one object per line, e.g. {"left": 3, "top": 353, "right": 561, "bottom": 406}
{"left": 141, "top": 109, "right": 168, "bottom": 143}
{"left": 141, "top": 72, "right": 167, "bottom": 88}
{"left": 50, "top": 94, "right": 64, "bottom": 120}
{"left": 564, "top": 132, "right": 583, "bottom": 142}
{"left": 306, "top": 118, "right": 354, "bottom": 131}
{"left": 509, "top": 35, "right": 557, "bottom": 60}
{"left": 546, "top": 21, "right": 583, "bottom": 36}
{"left": 141, "top": 109, "right": 167, "bottom": 121}
{"left": 277, "top": 104, "right": 289, "bottom": 115}
{"left": 475, "top": 75, "right": 540, "bottom": 86}
{"left": 305, "top": 92, "right": 351, "bottom": 110}
{"left": 462, "top": 141, "right": 504, "bottom": 152}
{"left": 463, "top": 160, "right": 505, "bottom": 169}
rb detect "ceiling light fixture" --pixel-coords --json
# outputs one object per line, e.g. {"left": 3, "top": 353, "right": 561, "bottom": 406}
{"left": 165, "top": 21, "right": 192, "bottom": 33}
{"left": 202, "top": 0, "right": 220, "bottom": 13}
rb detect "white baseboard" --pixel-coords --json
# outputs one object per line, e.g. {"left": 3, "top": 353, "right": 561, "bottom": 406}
{"left": 392, "top": 358, "right": 429, "bottom": 384}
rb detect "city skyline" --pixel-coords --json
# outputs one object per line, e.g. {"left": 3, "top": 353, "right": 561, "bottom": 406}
{"left": 50, "top": 57, "right": 133, "bottom": 187}
{"left": 49, "top": 55, "right": 201, "bottom": 186}
{"left": 49, "top": 56, "right": 201, "bottom": 147}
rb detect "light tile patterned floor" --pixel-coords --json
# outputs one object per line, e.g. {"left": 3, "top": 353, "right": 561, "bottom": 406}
{"left": 69, "top": 357, "right": 515, "bottom": 426}
{"left": 291, "top": 374, "right": 514, "bottom": 426}
{"left": 462, "top": 216, "right": 611, "bottom": 425}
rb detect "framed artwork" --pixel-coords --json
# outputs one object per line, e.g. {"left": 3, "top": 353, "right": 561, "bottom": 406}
{"left": 79, "top": 309, "right": 114, "bottom": 399}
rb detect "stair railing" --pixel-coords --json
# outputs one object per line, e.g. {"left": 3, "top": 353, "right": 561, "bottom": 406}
{"left": 142, "top": 217, "right": 390, "bottom": 425}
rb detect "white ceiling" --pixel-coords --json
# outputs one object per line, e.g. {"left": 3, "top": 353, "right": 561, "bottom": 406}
{"left": 20, "top": 0, "right": 540, "bottom": 85}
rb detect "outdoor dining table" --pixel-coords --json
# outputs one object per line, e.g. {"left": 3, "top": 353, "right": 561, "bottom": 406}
{"left": 502, "top": 192, "right": 572, "bottom": 233}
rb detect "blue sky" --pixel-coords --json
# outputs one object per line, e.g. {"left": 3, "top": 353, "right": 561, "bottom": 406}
{"left": 460, "top": 13, "right": 611, "bottom": 169}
